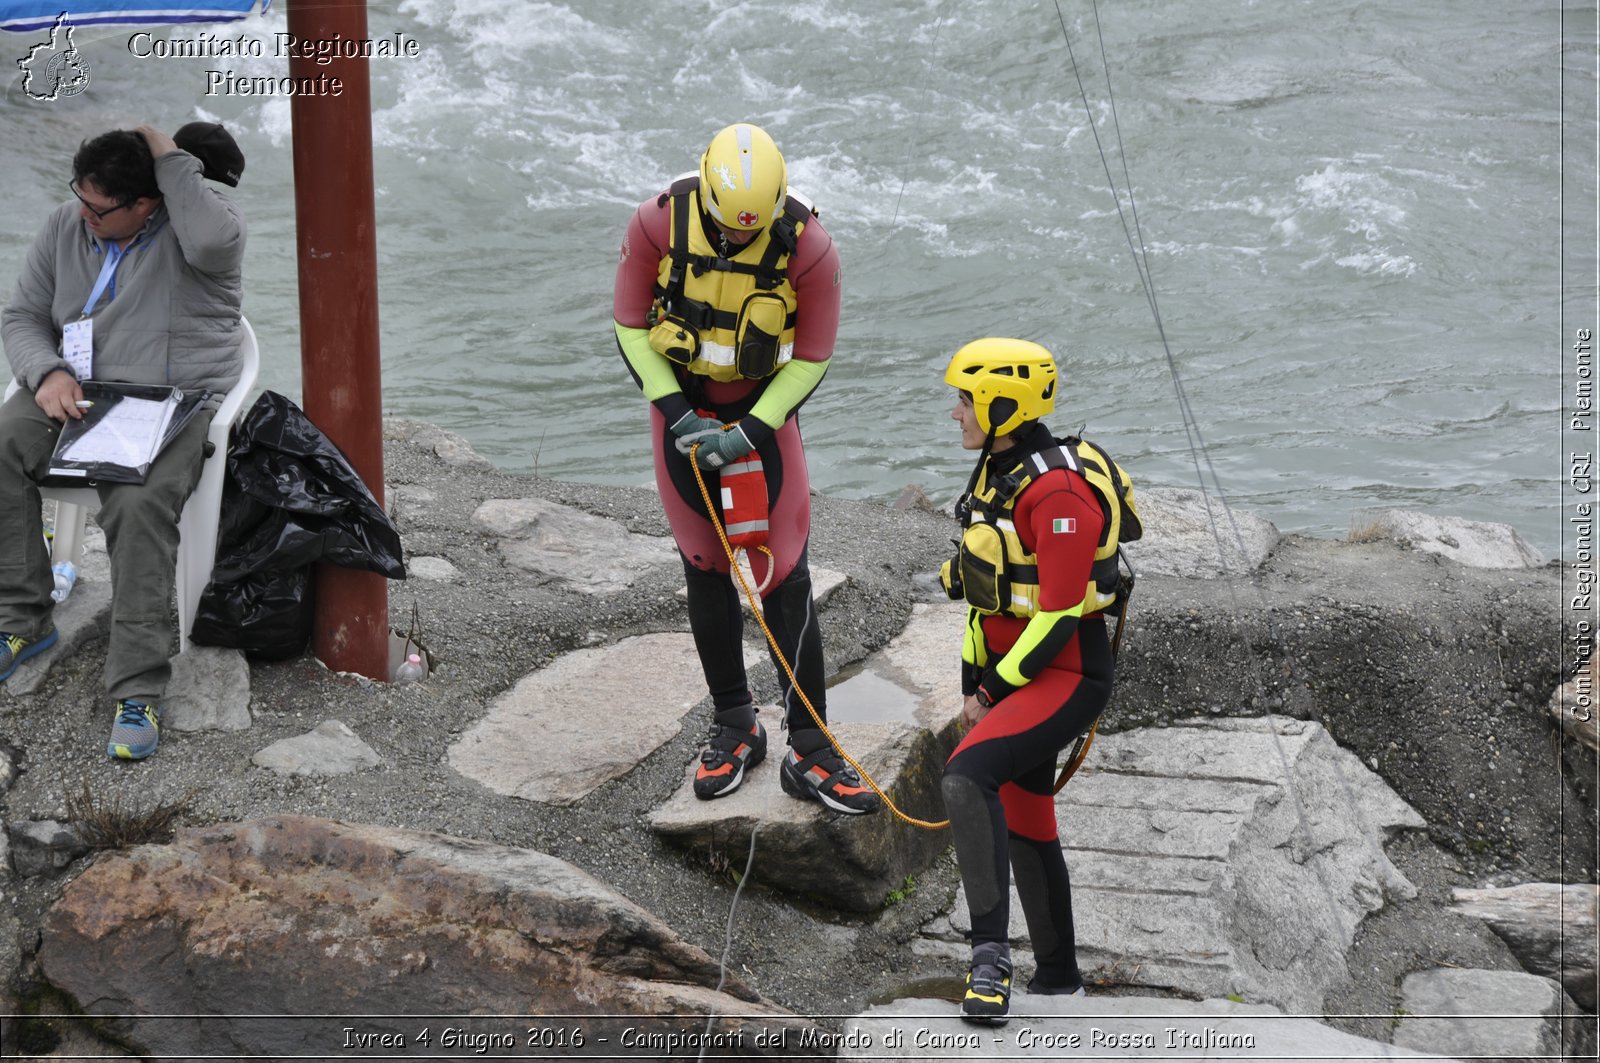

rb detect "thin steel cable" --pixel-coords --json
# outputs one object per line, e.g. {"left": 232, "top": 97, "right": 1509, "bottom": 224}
{"left": 698, "top": 822, "right": 759, "bottom": 1061}
{"left": 888, "top": 3, "right": 948, "bottom": 230}
{"left": 1055, "top": 0, "right": 1400, "bottom": 938}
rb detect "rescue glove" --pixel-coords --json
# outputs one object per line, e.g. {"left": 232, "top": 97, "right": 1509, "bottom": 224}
{"left": 670, "top": 410, "right": 724, "bottom": 457}
{"left": 694, "top": 423, "right": 756, "bottom": 471}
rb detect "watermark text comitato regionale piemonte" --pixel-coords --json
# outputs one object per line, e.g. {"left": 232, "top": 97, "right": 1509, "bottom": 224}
{"left": 126, "top": 30, "right": 421, "bottom": 96}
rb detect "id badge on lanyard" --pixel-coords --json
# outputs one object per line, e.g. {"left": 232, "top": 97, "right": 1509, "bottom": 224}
{"left": 64, "top": 241, "right": 126, "bottom": 380}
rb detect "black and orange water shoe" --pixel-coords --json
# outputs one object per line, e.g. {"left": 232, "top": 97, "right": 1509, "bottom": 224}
{"left": 693, "top": 710, "right": 766, "bottom": 799}
{"left": 779, "top": 728, "right": 880, "bottom": 815}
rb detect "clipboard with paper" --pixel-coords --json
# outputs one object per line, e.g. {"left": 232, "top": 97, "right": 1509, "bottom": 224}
{"left": 47, "top": 381, "right": 209, "bottom": 484}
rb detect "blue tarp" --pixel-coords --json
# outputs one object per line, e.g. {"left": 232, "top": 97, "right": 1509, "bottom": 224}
{"left": 0, "top": 1, "right": 267, "bottom": 33}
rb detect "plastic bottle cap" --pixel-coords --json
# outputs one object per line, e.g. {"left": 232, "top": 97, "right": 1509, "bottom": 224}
{"left": 393, "top": 652, "right": 426, "bottom": 683}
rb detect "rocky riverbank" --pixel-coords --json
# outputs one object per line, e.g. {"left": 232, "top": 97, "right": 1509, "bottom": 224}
{"left": 0, "top": 420, "right": 1592, "bottom": 1060}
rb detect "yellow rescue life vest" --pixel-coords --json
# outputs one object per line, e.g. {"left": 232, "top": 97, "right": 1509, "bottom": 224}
{"left": 647, "top": 175, "right": 811, "bottom": 382}
{"left": 943, "top": 438, "right": 1142, "bottom": 619}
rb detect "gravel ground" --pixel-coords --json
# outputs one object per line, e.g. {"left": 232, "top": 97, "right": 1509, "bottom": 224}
{"left": 1, "top": 421, "right": 1590, "bottom": 1042}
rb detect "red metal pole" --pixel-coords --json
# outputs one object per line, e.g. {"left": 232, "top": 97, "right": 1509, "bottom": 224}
{"left": 287, "top": 0, "right": 389, "bottom": 679}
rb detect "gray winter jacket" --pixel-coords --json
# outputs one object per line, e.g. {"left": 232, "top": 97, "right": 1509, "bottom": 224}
{"left": 1, "top": 149, "right": 245, "bottom": 399}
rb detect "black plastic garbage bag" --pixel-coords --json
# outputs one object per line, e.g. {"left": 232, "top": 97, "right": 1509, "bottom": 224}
{"left": 190, "top": 390, "right": 405, "bottom": 659}
{"left": 192, "top": 567, "right": 316, "bottom": 661}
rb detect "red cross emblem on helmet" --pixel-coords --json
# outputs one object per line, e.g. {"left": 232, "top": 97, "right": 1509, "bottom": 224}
{"left": 737, "top": 211, "right": 759, "bottom": 226}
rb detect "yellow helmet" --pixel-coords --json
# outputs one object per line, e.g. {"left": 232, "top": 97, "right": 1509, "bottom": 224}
{"left": 944, "top": 337, "right": 1059, "bottom": 437}
{"left": 699, "top": 123, "right": 787, "bottom": 232}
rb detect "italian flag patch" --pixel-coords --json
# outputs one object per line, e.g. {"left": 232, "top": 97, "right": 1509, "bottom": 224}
{"left": 1052, "top": 517, "right": 1076, "bottom": 533}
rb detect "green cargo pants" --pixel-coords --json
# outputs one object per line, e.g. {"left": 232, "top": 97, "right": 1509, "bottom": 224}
{"left": 0, "top": 386, "right": 212, "bottom": 702}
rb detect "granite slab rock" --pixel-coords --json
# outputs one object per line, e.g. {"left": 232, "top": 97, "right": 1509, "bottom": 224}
{"left": 37, "top": 817, "right": 819, "bottom": 1059}
{"left": 472, "top": 496, "right": 678, "bottom": 595}
{"left": 920, "top": 717, "right": 1423, "bottom": 1013}
{"left": 447, "top": 632, "right": 741, "bottom": 805}
{"left": 162, "top": 645, "right": 251, "bottom": 733}
{"left": 1451, "top": 882, "right": 1600, "bottom": 1012}
{"left": 251, "top": 719, "right": 383, "bottom": 776}
{"left": 1394, "top": 968, "right": 1586, "bottom": 1061}
{"left": 1358, "top": 508, "right": 1548, "bottom": 568}
{"left": 650, "top": 720, "right": 954, "bottom": 912}
{"left": 0, "top": 421, "right": 1579, "bottom": 1039}
{"left": 1123, "top": 486, "right": 1282, "bottom": 577}
{"left": 1108, "top": 532, "right": 1584, "bottom": 882}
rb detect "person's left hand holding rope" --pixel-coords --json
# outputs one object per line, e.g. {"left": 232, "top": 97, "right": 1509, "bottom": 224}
{"left": 694, "top": 423, "right": 755, "bottom": 470}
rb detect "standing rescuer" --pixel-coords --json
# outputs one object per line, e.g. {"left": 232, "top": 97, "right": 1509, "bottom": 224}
{"left": 939, "top": 337, "right": 1141, "bottom": 1024}
{"left": 611, "top": 122, "right": 878, "bottom": 815}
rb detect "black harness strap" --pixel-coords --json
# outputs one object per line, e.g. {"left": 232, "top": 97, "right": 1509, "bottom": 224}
{"left": 653, "top": 180, "right": 810, "bottom": 320}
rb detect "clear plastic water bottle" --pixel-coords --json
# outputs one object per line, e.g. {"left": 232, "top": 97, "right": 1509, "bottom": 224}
{"left": 50, "top": 561, "right": 76, "bottom": 603}
{"left": 393, "top": 653, "right": 426, "bottom": 684}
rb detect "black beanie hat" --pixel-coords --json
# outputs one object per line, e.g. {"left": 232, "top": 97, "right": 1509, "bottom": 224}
{"left": 173, "top": 121, "right": 244, "bottom": 187}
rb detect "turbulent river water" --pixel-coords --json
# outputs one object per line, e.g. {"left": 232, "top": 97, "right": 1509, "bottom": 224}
{"left": 2, "top": 1, "right": 1593, "bottom": 556}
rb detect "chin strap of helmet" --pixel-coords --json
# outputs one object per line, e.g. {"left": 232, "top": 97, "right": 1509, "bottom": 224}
{"left": 955, "top": 425, "right": 999, "bottom": 525}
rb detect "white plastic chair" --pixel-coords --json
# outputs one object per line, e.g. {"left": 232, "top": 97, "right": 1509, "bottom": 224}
{"left": 5, "top": 316, "right": 260, "bottom": 651}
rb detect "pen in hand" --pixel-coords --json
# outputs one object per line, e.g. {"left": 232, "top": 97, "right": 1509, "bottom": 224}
{"left": 74, "top": 401, "right": 93, "bottom": 409}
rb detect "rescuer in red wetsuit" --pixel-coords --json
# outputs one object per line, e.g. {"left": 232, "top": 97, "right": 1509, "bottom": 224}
{"left": 939, "top": 337, "right": 1137, "bottom": 1024}
{"left": 611, "top": 122, "right": 877, "bottom": 815}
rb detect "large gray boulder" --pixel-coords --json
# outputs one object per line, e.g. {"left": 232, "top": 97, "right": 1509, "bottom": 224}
{"left": 1108, "top": 532, "right": 1584, "bottom": 882}
{"left": 650, "top": 603, "right": 964, "bottom": 911}
{"left": 1451, "top": 883, "right": 1599, "bottom": 1011}
{"left": 920, "top": 716, "right": 1423, "bottom": 1012}
{"left": 650, "top": 720, "right": 949, "bottom": 912}
{"left": 1356, "top": 509, "right": 1547, "bottom": 568}
{"left": 37, "top": 817, "right": 817, "bottom": 1058}
{"left": 1122, "top": 487, "right": 1281, "bottom": 577}
{"left": 1394, "top": 968, "right": 1583, "bottom": 1062}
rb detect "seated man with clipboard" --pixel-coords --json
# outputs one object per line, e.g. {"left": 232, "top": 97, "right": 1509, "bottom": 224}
{"left": 48, "top": 381, "right": 208, "bottom": 485}
{"left": 0, "top": 123, "right": 245, "bottom": 761}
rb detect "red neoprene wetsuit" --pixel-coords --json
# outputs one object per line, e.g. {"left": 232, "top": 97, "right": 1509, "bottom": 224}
{"left": 611, "top": 189, "right": 842, "bottom": 727}
{"left": 612, "top": 191, "right": 840, "bottom": 588}
{"left": 944, "top": 441, "right": 1114, "bottom": 993}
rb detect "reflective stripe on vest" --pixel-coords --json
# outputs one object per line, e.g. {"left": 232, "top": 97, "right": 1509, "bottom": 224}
{"left": 649, "top": 177, "right": 805, "bottom": 382}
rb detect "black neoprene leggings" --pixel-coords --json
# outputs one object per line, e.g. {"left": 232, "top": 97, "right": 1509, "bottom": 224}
{"left": 681, "top": 544, "right": 827, "bottom": 731}
{"left": 942, "top": 617, "right": 1113, "bottom": 989}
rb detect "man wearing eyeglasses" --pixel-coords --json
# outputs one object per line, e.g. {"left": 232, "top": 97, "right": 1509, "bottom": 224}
{"left": 0, "top": 124, "right": 245, "bottom": 761}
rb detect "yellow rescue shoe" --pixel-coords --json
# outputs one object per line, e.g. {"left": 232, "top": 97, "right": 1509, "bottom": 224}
{"left": 960, "top": 942, "right": 1012, "bottom": 1025}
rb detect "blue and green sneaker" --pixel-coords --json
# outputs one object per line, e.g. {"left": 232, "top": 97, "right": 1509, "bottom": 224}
{"left": 0, "top": 627, "right": 58, "bottom": 683}
{"left": 107, "top": 699, "right": 160, "bottom": 760}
